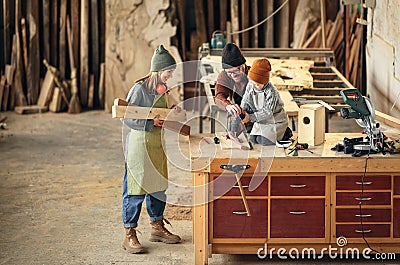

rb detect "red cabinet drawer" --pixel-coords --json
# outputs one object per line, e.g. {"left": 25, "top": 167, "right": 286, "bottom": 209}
{"left": 336, "top": 208, "right": 391, "bottom": 222}
{"left": 395, "top": 176, "right": 400, "bottom": 195}
{"left": 395, "top": 199, "right": 400, "bottom": 238}
{"left": 336, "top": 192, "right": 391, "bottom": 206}
{"left": 270, "top": 176, "right": 325, "bottom": 196}
{"left": 213, "top": 199, "right": 267, "bottom": 238}
{"left": 336, "top": 175, "right": 391, "bottom": 190}
{"left": 270, "top": 199, "right": 325, "bottom": 238}
{"left": 336, "top": 224, "right": 390, "bottom": 238}
{"left": 212, "top": 175, "right": 268, "bottom": 197}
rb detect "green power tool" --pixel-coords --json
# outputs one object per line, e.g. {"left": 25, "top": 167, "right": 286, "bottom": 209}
{"left": 339, "top": 89, "right": 385, "bottom": 155}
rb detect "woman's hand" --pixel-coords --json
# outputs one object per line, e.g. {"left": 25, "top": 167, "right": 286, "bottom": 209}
{"left": 153, "top": 114, "right": 164, "bottom": 127}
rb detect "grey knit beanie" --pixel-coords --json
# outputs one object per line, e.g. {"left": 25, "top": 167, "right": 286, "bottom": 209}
{"left": 150, "top": 45, "right": 176, "bottom": 72}
{"left": 222, "top": 43, "right": 246, "bottom": 69}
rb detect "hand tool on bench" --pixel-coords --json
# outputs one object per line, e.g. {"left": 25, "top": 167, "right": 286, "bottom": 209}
{"left": 220, "top": 164, "right": 251, "bottom": 216}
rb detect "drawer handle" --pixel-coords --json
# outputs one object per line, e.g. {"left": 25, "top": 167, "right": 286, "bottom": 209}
{"left": 355, "top": 214, "right": 372, "bottom": 218}
{"left": 355, "top": 197, "right": 372, "bottom": 201}
{"left": 355, "top": 181, "right": 372, "bottom": 185}
{"left": 290, "top": 184, "right": 307, "bottom": 188}
{"left": 233, "top": 185, "right": 249, "bottom": 189}
{"left": 289, "top": 211, "right": 306, "bottom": 215}
{"left": 355, "top": 229, "right": 371, "bottom": 233}
{"left": 232, "top": 211, "right": 248, "bottom": 215}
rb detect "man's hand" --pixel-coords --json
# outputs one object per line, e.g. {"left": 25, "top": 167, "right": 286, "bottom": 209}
{"left": 153, "top": 114, "right": 164, "bottom": 127}
{"left": 225, "top": 104, "right": 241, "bottom": 117}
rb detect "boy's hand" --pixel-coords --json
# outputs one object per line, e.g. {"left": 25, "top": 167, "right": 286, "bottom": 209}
{"left": 241, "top": 111, "right": 251, "bottom": 123}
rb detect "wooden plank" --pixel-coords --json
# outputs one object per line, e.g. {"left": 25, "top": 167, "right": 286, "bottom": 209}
{"left": 27, "top": 0, "right": 41, "bottom": 104}
{"left": 220, "top": 0, "right": 228, "bottom": 32}
{"left": 375, "top": 111, "right": 400, "bottom": 130}
{"left": 50, "top": 0, "right": 58, "bottom": 66}
{"left": 91, "top": 0, "right": 100, "bottom": 107}
{"left": 230, "top": 0, "right": 240, "bottom": 45}
{"left": 49, "top": 87, "right": 62, "bottom": 112}
{"left": 11, "top": 34, "right": 27, "bottom": 107}
{"left": 14, "top": 105, "right": 48, "bottom": 114}
{"left": 292, "top": 87, "right": 343, "bottom": 96}
{"left": 177, "top": 0, "right": 186, "bottom": 60}
{"left": 311, "top": 73, "right": 338, "bottom": 80}
{"left": 88, "top": 74, "right": 94, "bottom": 108}
{"left": 215, "top": 132, "right": 252, "bottom": 150}
{"left": 0, "top": 76, "right": 5, "bottom": 110}
{"left": 80, "top": 0, "right": 89, "bottom": 106}
{"left": 320, "top": 0, "right": 327, "bottom": 48}
{"left": 71, "top": 0, "right": 80, "bottom": 69}
{"left": 277, "top": 0, "right": 289, "bottom": 48}
{"left": 37, "top": 70, "right": 55, "bottom": 107}
{"left": 207, "top": 0, "right": 214, "bottom": 36}
{"left": 58, "top": 0, "right": 67, "bottom": 79}
{"left": 163, "top": 120, "right": 191, "bottom": 136}
{"left": 20, "top": 18, "right": 29, "bottom": 74}
{"left": 98, "top": 63, "right": 105, "bottom": 108}
{"left": 278, "top": 90, "right": 299, "bottom": 116}
{"left": 313, "top": 80, "right": 344, "bottom": 88}
{"left": 2, "top": 84, "right": 10, "bottom": 111}
{"left": 5, "top": 65, "right": 15, "bottom": 85}
{"left": 294, "top": 95, "right": 343, "bottom": 104}
{"left": 3, "top": 0, "right": 11, "bottom": 65}
{"left": 42, "top": 0, "right": 51, "bottom": 62}
{"left": 252, "top": 0, "right": 258, "bottom": 48}
{"left": 241, "top": 0, "right": 249, "bottom": 47}
{"left": 264, "top": 0, "right": 274, "bottom": 47}
{"left": 112, "top": 104, "right": 186, "bottom": 122}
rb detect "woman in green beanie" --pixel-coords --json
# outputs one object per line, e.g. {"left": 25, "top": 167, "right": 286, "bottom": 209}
{"left": 120, "top": 45, "right": 181, "bottom": 254}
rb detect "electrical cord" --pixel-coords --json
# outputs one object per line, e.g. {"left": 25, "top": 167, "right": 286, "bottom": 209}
{"left": 358, "top": 150, "right": 381, "bottom": 255}
{"left": 228, "top": 0, "right": 289, "bottom": 35}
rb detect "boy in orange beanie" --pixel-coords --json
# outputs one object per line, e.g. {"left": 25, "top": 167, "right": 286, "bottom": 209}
{"left": 241, "top": 58, "right": 291, "bottom": 145}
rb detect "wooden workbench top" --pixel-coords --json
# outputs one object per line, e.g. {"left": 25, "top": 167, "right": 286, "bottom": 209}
{"left": 187, "top": 133, "right": 400, "bottom": 173}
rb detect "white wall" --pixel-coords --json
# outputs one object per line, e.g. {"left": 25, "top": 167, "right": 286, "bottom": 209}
{"left": 366, "top": 0, "right": 400, "bottom": 118}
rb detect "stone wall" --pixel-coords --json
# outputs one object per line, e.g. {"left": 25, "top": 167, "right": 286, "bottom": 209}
{"left": 105, "top": 0, "right": 183, "bottom": 112}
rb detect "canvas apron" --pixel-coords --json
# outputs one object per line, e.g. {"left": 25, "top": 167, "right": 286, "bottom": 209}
{"left": 126, "top": 94, "right": 168, "bottom": 195}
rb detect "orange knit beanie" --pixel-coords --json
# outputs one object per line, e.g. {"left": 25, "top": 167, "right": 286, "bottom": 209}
{"left": 248, "top": 58, "right": 271, "bottom": 85}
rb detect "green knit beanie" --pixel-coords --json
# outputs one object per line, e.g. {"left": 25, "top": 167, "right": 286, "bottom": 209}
{"left": 150, "top": 45, "right": 176, "bottom": 72}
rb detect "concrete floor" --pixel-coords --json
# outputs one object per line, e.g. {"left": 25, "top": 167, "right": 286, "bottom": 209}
{"left": 0, "top": 110, "right": 398, "bottom": 265}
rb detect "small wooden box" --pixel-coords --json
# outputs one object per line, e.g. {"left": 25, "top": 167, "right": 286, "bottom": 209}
{"left": 298, "top": 104, "right": 325, "bottom": 146}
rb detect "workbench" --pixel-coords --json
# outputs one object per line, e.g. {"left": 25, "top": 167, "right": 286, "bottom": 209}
{"left": 190, "top": 133, "right": 400, "bottom": 264}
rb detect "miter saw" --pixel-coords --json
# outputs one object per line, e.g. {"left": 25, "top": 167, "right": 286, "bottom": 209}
{"left": 339, "top": 89, "right": 385, "bottom": 156}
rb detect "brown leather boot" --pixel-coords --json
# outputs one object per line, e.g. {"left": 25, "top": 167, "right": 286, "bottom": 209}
{"left": 149, "top": 219, "right": 181, "bottom": 244}
{"left": 122, "top": 228, "right": 145, "bottom": 254}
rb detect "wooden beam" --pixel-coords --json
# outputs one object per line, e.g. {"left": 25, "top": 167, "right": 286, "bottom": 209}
{"left": 42, "top": 0, "right": 51, "bottom": 62}
{"left": 177, "top": 0, "right": 186, "bottom": 60}
{"left": 264, "top": 0, "right": 274, "bottom": 47}
{"left": 50, "top": 0, "right": 58, "bottom": 66}
{"left": 15, "top": 105, "right": 48, "bottom": 114}
{"left": 91, "top": 0, "right": 100, "bottom": 107}
{"left": 80, "top": 0, "right": 89, "bottom": 106}
{"left": 112, "top": 98, "right": 187, "bottom": 122}
{"left": 59, "top": 0, "right": 67, "bottom": 79}
{"left": 11, "top": 34, "right": 27, "bottom": 107}
{"left": 3, "top": 0, "right": 11, "bottom": 65}
{"left": 230, "top": 0, "right": 240, "bottom": 45}
{"left": 71, "top": 0, "right": 80, "bottom": 68}
{"left": 220, "top": 0, "right": 228, "bottom": 32}
{"left": 49, "top": 87, "right": 62, "bottom": 112}
{"left": 375, "top": 111, "right": 400, "bottom": 130}
{"left": 37, "top": 69, "right": 55, "bottom": 107}
{"left": 252, "top": 0, "right": 258, "bottom": 48}
{"left": 277, "top": 0, "right": 289, "bottom": 48}
{"left": 320, "top": 0, "right": 327, "bottom": 48}
{"left": 27, "top": 0, "right": 40, "bottom": 104}
{"left": 207, "top": 0, "right": 214, "bottom": 36}
{"left": 241, "top": 0, "right": 249, "bottom": 47}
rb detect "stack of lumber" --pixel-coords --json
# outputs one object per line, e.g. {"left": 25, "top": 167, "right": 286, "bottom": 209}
{"left": 0, "top": 0, "right": 106, "bottom": 113}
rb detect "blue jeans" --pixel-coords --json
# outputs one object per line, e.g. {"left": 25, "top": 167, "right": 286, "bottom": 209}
{"left": 122, "top": 167, "right": 166, "bottom": 228}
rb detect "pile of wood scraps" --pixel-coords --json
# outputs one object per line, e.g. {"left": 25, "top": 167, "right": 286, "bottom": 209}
{"left": 1, "top": 1, "right": 105, "bottom": 114}
{"left": 112, "top": 98, "right": 190, "bottom": 136}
